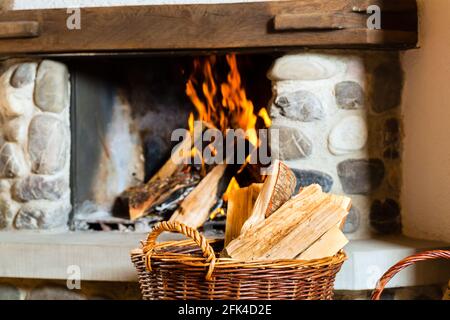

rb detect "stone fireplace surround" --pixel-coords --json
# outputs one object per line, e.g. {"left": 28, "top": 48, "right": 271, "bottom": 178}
{"left": 1, "top": 51, "right": 404, "bottom": 239}
{"left": 0, "top": 60, "right": 71, "bottom": 230}
{"left": 0, "top": 0, "right": 449, "bottom": 298}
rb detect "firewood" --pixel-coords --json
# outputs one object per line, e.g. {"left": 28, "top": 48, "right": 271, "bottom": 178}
{"left": 150, "top": 120, "right": 205, "bottom": 183}
{"left": 126, "top": 171, "right": 199, "bottom": 220}
{"left": 169, "top": 164, "right": 227, "bottom": 229}
{"left": 224, "top": 183, "right": 263, "bottom": 246}
{"left": 293, "top": 193, "right": 351, "bottom": 260}
{"left": 225, "top": 184, "right": 351, "bottom": 261}
{"left": 324, "top": 192, "right": 352, "bottom": 230}
{"left": 239, "top": 160, "right": 296, "bottom": 235}
{"left": 263, "top": 193, "right": 350, "bottom": 260}
{"left": 127, "top": 121, "right": 209, "bottom": 220}
{"left": 225, "top": 184, "right": 323, "bottom": 258}
{"left": 296, "top": 226, "right": 348, "bottom": 260}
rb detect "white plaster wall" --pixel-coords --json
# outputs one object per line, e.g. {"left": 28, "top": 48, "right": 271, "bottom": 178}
{"left": 10, "top": 0, "right": 272, "bottom": 10}
{"left": 401, "top": 0, "right": 450, "bottom": 242}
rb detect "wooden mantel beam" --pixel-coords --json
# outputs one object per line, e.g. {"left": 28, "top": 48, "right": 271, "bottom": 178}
{"left": 0, "top": 0, "right": 418, "bottom": 55}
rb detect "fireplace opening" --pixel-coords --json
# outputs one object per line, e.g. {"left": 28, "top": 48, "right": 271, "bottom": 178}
{"left": 68, "top": 53, "right": 274, "bottom": 234}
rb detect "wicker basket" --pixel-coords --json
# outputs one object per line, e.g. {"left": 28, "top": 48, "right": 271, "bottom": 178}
{"left": 371, "top": 250, "right": 450, "bottom": 300}
{"left": 131, "top": 221, "right": 347, "bottom": 300}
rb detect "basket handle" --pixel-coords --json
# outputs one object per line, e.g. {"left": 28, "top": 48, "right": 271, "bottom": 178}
{"left": 371, "top": 250, "right": 450, "bottom": 300}
{"left": 142, "top": 221, "right": 217, "bottom": 281}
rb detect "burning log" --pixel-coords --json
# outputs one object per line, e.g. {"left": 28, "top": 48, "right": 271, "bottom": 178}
{"left": 224, "top": 183, "right": 263, "bottom": 246}
{"left": 149, "top": 120, "right": 204, "bottom": 183}
{"left": 169, "top": 164, "right": 227, "bottom": 229}
{"left": 239, "top": 159, "right": 296, "bottom": 235}
{"left": 225, "top": 184, "right": 351, "bottom": 261}
{"left": 125, "top": 119, "right": 211, "bottom": 220}
{"left": 126, "top": 171, "right": 200, "bottom": 221}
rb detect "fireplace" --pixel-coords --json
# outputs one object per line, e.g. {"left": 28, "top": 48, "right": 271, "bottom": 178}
{"left": 1, "top": 0, "right": 449, "bottom": 295}
{"left": 0, "top": 51, "right": 404, "bottom": 240}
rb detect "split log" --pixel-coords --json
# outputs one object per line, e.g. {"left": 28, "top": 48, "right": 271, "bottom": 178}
{"left": 224, "top": 183, "right": 263, "bottom": 246}
{"left": 225, "top": 184, "right": 324, "bottom": 258}
{"left": 169, "top": 164, "right": 227, "bottom": 229}
{"left": 239, "top": 160, "right": 296, "bottom": 235}
{"left": 296, "top": 226, "right": 348, "bottom": 260}
{"left": 225, "top": 184, "right": 351, "bottom": 261}
{"left": 295, "top": 192, "right": 351, "bottom": 260}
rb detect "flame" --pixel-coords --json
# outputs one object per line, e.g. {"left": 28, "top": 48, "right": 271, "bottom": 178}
{"left": 188, "top": 112, "right": 195, "bottom": 136}
{"left": 186, "top": 54, "right": 268, "bottom": 149}
{"left": 186, "top": 54, "right": 271, "bottom": 206}
{"left": 210, "top": 207, "right": 225, "bottom": 220}
{"left": 222, "top": 177, "right": 240, "bottom": 202}
{"left": 258, "top": 108, "right": 272, "bottom": 128}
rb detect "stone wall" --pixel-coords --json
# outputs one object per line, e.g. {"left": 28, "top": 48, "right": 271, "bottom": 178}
{"left": 268, "top": 52, "right": 403, "bottom": 239}
{"left": 0, "top": 60, "right": 71, "bottom": 230}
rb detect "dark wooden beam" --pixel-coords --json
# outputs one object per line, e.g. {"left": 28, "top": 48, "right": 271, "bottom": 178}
{"left": 0, "top": 21, "right": 40, "bottom": 39}
{"left": 0, "top": 0, "right": 418, "bottom": 55}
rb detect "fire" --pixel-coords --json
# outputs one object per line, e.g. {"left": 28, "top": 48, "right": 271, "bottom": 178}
{"left": 186, "top": 54, "right": 269, "bottom": 148}
{"left": 222, "top": 177, "right": 240, "bottom": 202}
{"left": 186, "top": 54, "right": 271, "bottom": 207}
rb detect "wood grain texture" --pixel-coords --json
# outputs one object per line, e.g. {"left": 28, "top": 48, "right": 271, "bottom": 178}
{"left": 297, "top": 227, "right": 348, "bottom": 260}
{"left": 239, "top": 160, "right": 296, "bottom": 235}
{"left": 226, "top": 184, "right": 351, "bottom": 261}
{"left": 0, "top": 21, "right": 39, "bottom": 39}
{"left": 274, "top": 13, "right": 363, "bottom": 31}
{"left": 224, "top": 183, "right": 263, "bottom": 246}
{"left": 0, "top": 0, "right": 418, "bottom": 54}
{"left": 169, "top": 164, "right": 227, "bottom": 229}
{"left": 351, "top": 0, "right": 418, "bottom": 12}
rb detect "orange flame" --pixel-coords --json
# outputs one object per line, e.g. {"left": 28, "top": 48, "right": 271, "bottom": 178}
{"left": 222, "top": 177, "right": 240, "bottom": 202}
{"left": 186, "top": 54, "right": 271, "bottom": 202}
{"left": 186, "top": 54, "right": 269, "bottom": 148}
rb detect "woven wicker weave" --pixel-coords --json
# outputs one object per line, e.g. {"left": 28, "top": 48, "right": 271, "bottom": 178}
{"left": 131, "top": 221, "right": 347, "bottom": 300}
{"left": 371, "top": 250, "right": 450, "bottom": 300}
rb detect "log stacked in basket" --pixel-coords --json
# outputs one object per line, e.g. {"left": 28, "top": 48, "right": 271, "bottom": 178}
{"left": 223, "top": 160, "right": 351, "bottom": 261}
{"left": 129, "top": 153, "right": 351, "bottom": 261}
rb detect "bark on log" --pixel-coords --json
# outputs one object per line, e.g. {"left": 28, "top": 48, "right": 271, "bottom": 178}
{"left": 126, "top": 171, "right": 199, "bottom": 220}
{"left": 239, "top": 160, "right": 296, "bottom": 235}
